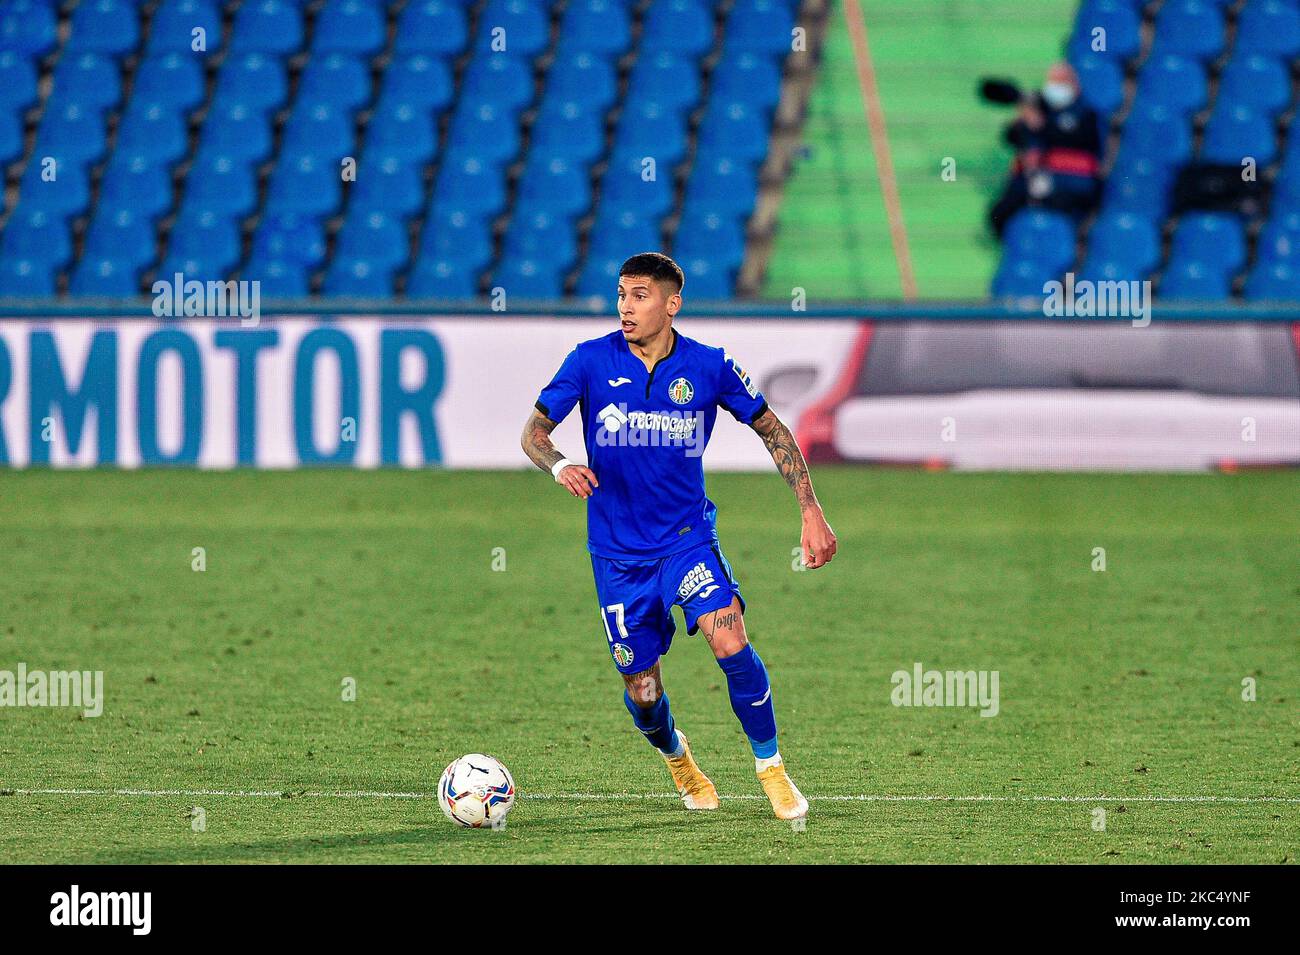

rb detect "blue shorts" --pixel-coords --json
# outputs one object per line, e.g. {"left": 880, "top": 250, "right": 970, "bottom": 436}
{"left": 590, "top": 541, "right": 744, "bottom": 675}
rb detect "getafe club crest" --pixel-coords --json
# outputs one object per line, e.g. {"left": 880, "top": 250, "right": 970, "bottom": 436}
{"left": 612, "top": 644, "right": 635, "bottom": 667}
{"left": 667, "top": 377, "right": 694, "bottom": 405}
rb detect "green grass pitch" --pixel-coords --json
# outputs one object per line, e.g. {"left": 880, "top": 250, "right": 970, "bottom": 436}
{"left": 0, "top": 468, "right": 1295, "bottom": 864}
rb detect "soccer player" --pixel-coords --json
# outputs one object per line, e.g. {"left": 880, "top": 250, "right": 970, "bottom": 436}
{"left": 521, "top": 253, "right": 837, "bottom": 820}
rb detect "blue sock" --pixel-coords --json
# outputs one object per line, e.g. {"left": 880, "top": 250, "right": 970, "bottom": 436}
{"left": 624, "top": 690, "right": 680, "bottom": 756}
{"left": 717, "top": 644, "right": 779, "bottom": 758}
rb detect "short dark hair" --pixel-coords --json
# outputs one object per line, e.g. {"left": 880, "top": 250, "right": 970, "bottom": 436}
{"left": 619, "top": 252, "right": 684, "bottom": 293}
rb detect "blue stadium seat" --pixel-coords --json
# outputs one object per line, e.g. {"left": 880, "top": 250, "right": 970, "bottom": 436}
{"left": 1150, "top": 0, "right": 1225, "bottom": 61}
{"left": 674, "top": 209, "right": 746, "bottom": 270}
{"left": 148, "top": 0, "right": 222, "bottom": 55}
{"left": 574, "top": 254, "right": 622, "bottom": 298}
{"left": 725, "top": 0, "right": 795, "bottom": 56}
{"left": 475, "top": 0, "right": 550, "bottom": 57}
{"left": 559, "top": 0, "right": 632, "bottom": 56}
{"left": 83, "top": 208, "right": 157, "bottom": 270}
{"left": 229, "top": 0, "right": 304, "bottom": 56}
{"left": 1086, "top": 212, "right": 1161, "bottom": 276}
{"left": 407, "top": 257, "right": 481, "bottom": 297}
{"left": 157, "top": 253, "right": 228, "bottom": 284}
{"left": 281, "top": 102, "right": 355, "bottom": 163}
{"left": 69, "top": 257, "right": 139, "bottom": 296}
{"left": 98, "top": 154, "right": 174, "bottom": 221}
{"left": 530, "top": 99, "right": 606, "bottom": 166}
{"left": 351, "top": 156, "right": 425, "bottom": 220}
{"left": 313, "top": 0, "right": 386, "bottom": 55}
{"left": 2, "top": 207, "right": 72, "bottom": 270}
{"left": 433, "top": 155, "right": 508, "bottom": 218}
{"left": 0, "top": 0, "right": 59, "bottom": 58}
{"left": 50, "top": 53, "right": 119, "bottom": 111}
{"left": 1103, "top": 157, "right": 1172, "bottom": 220}
{"left": 324, "top": 258, "right": 396, "bottom": 297}
{"left": 1077, "top": 255, "right": 1152, "bottom": 285}
{"left": 0, "top": 259, "right": 57, "bottom": 297}
{"left": 419, "top": 210, "right": 494, "bottom": 271}
{"left": 1117, "top": 103, "right": 1192, "bottom": 169}
{"left": 711, "top": 49, "right": 783, "bottom": 116}
{"left": 253, "top": 214, "right": 327, "bottom": 268}
{"left": 614, "top": 101, "right": 688, "bottom": 168}
{"left": 336, "top": 211, "right": 410, "bottom": 271}
{"left": 198, "top": 103, "right": 274, "bottom": 166}
{"left": 395, "top": 0, "right": 470, "bottom": 56}
{"left": 19, "top": 157, "right": 93, "bottom": 219}
{"left": 641, "top": 0, "right": 714, "bottom": 58}
{"left": 1070, "top": 0, "right": 1141, "bottom": 62}
{"left": 504, "top": 208, "right": 578, "bottom": 272}
{"left": 600, "top": 154, "right": 675, "bottom": 219}
{"left": 1071, "top": 52, "right": 1123, "bottom": 120}
{"left": 462, "top": 54, "right": 535, "bottom": 114}
{"left": 1169, "top": 212, "right": 1245, "bottom": 273}
{"left": 492, "top": 258, "right": 566, "bottom": 299}
{"left": 678, "top": 256, "right": 732, "bottom": 298}
{"left": 242, "top": 258, "right": 310, "bottom": 297}
{"left": 1256, "top": 211, "right": 1300, "bottom": 268}
{"left": 991, "top": 257, "right": 1058, "bottom": 297}
{"left": 684, "top": 156, "right": 758, "bottom": 219}
{"left": 1234, "top": 0, "right": 1300, "bottom": 59}
{"left": 1003, "top": 209, "right": 1077, "bottom": 275}
{"left": 1135, "top": 54, "right": 1206, "bottom": 115}
{"left": 34, "top": 98, "right": 107, "bottom": 166}
{"left": 265, "top": 154, "right": 342, "bottom": 218}
{"left": 1243, "top": 261, "right": 1300, "bottom": 299}
{"left": 0, "top": 112, "right": 19, "bottom": 168}
{"left": 117, "top": 100, "right": 189, "bottom": 166}
{"left": 167, "top": 209, "right": 243, "bottom": 274}
{"left": 1159, "top": 258, "right": 1232, "bottom": 299}
{"left": 365, "top": 101, "right": 439, "bottom": 164}
{"left": 66, "top": 0, "right": 141, "bottom": 57}
{"left": 515, "top": 157, "right": 592, "bottom": 219}
{"left": 545, "top": 52, "right": 617, "bottom": 112}
{"left": 447, "top": 101, "right": 520, "bottom": 165}
{"left": 1200, "top": 104, "right": 1276, "bottom": 167}
{"left": 295, "top": 53, "right": 368, "bottom": 113}
{"left": 212, "top": 53, "right": 289, "bottom": 113}
{"left": 1217, "top": 54, "right": 1291, "bottom": 118}
{"left": 0, "top": 50, "right": 37, "bottom": 112}
{"left": 380, "top": 54, "right": 455, "bottom": 112}
{"left": 133, "top": 53, "right": 206, "bottom": 113}
{"left": 696, "top": 98, "right": 771, "bottom": 165}
{"left": 589, "top": 208, "right": 662, "bottom": 260}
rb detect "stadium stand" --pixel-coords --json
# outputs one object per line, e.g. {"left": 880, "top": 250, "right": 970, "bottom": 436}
{"left": 992, "top": 0, "right": 1300, "bottom": 301}
{"left": 0, "top": 0, "right": 806, "bottom": 300}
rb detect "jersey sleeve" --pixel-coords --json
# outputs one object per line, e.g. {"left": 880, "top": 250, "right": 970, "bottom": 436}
{"left": 535, "top": 347, "right": 585, "bottom": 423}
{"left": 717, "top": 350, "right": 768, "bottom": 424}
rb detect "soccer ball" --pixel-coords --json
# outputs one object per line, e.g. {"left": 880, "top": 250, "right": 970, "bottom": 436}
{"left": 437, "top": 753, "right": 516, "bottom": 828}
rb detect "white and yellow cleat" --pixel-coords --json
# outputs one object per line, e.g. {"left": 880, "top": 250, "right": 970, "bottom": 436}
{"left": 756, "top": 757, "right": 808, "bottom": 820}
{"left": 663, "top": 731, "right": 720, "bottom": 810}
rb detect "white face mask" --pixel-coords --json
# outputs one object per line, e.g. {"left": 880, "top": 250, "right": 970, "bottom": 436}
{"left": 1042, "top": 82, "right": 1077, "bottom": 110}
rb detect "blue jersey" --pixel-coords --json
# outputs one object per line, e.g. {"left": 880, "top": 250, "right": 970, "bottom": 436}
{"left": 536, "top": 329, "right": 768, "bottom": 560}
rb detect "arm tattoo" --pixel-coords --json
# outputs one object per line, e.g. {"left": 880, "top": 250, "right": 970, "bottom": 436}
{"left": 751, "top": 409, "right": 819, "bottom": 511}
{"left": 521, "top": 409, "right": 566, "bottom": 472}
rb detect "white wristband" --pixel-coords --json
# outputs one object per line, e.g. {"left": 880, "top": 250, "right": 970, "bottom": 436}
{"left": 551, "top": 458, "right": 575, "bottom": 481}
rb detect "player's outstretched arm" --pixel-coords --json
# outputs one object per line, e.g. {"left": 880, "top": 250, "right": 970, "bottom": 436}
{"left": 750, "top": 408, "right": 837, "bottom": 568}
{"left": 520, "top": 409, "right": 599, "bottom": 499}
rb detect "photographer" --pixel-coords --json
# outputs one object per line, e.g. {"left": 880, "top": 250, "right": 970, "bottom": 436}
{"left": 985, "top": 63, "right": 1103, "bottom": 237}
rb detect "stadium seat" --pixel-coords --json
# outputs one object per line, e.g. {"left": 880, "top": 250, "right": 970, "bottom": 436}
{"left": 559, "top": 0, "right": 632, "bottom": 57}
{"left": 574, "top": 254, "right": 622, "bottom": 298}
{"left": 312, "top": 0, "right": 386, "bottom": 56}
{"left": 990, "top": 257, "right": 1061, "bottom": 297}
{"left": 589, "top": 208, "right": 663, "bottom": 261}
{"left": 407, "top": 257, "right": 481, "bottom": 297}
{"left": 336, "top": 211, "right": 410, "bottom": 271}
{"left": 116, "top": 101, "right": 189, "bottom": 167}
{"left": 1150, "top": 0, "right": 1225, "bottom": 61}
{"left": 0, "top": 113, "right": 20, "bottom": 169}
{"left": 34, "top": 98, "right": 107, "bottom": 167}
{"left": 229, "top": 0, "right": 304, "bottom": 56}
{"left": 66, "top": 0, "right": 141, "bottom": 57}
{"left": 684, "top": 157, "right": 758, "bottom": 219}
{"left": 530, "top": 99, "right": 606, "bottom": 166}
{"left": 20, "top": 158, "right": 93, "bottom": 219}
{"left": 492, "top": 257, "right": 566, "bottom": 299}
{"left": 0, "top": 258, "right": 57, "bottom": 297}
{"left": 696, "top": 98, "right": 772, "bottom": 166}
{"left": 1, "top": 207, "right": 73, "bottom": 270}
{"left": 265, "top": 154, "right": 343, "bottom": 218}
{"left": 1135, "top": 54, "right": 1206, "bottom": 116}
{"left": 1159, "top": 257, "right": 1232, "bottom": 299}
{"left": 1086, "top": 212, "right": 1161, "bottom": 276}
{"left": 395, "top": 0, "right": 470, "bottom": 56}
{"left": 281, "top": 102, "right": 356, "bottom": 164}
{"left": 351, "top": 156, "right": 425, "bottom": 220}
{"left": 678, "top": 256, "right": 733, "bottom": 298}
{"left": 83, "top": 208, "right": 157, "bottom": 270}
{"left": 380, "top": 55, "right": 455, "bottom": 112}
{"left": 1234, "top": 0, "right": 1300, "bottom": 59}
{"left": 725, "top": 0, "right": 796, "bottom": 57}
{"left": 148, "top": 0, "right": 222, "bottom": 55}
{"left": 167, "top": 209, "right": 243, "bottom": 275}
{"left": 462, "top": 54, "right": 536, "bottom": 114}
{"left": 50, "top": 53, "right": 119, "bottom": 111}
{"left": 1070, "top": 0, "right": 1141, "bottom": 62}
{"left": 1200, "top": 104, "right": 1276, "bottom": 167}
{"left": 475, "top": 0, "right": 551, "bottom": 57}
{"left": 98, "top": 154, "right": 174, "bottom": 222}
{"left": 297, "top": 53, "right": 370, "bottom": 113}
{"left": 433, "top": 155, "right": 509, "bottom": 218}
{"left": 242, "top": 258, "right": 310, "bottom": 297}
{"left": 69, "top": 257, "right": 139, "bottom": 296}
{"left": 546, "top": 52, "right": 617, "bottom": 112}
{"left": 1169, "top": 213, "right": 1246, "bottom": 274}
{"left": 133, "top": 54, "right": 207, "bottom": 113}
{"left": 1244, "top": 260, "right": 1300, "bottom": 299}
{"left": 641, "top": 0, "right": 715, "bottom": 58}
{"left": 673, "top": 210, "right": 747, "bottom": 270}
{"left": 447, "top": 101, "right": 520, "bottom": 166}
{"left": 1216, "top": 54, "right": 1291, "bottom": 118}
{"left": 1003, "top": 209, "right": 1077, "bottom": 275}
{"left": 504, "top": 208, "right": 578, "bottom": 272}
{"left": 366, "top": 101, "right": 439, "bottom": 164}
{"left": 1117, "top": 104, "right": 1192, "bottom": 169}
{"left": 515, "top": 157, "right": 592, "bottom": 220}
{"left": 199, "top": 104, "right": 274, "bottom": 166}
{"left": 253, "top": 214, "right": 327, "bottom": 268}
{"left": 419, "top": 210, "right": 495, "bottom": 271}
{"left": 0, "top": 0, "right": 59, "bottom": 59}
{"left": 324, "top": 257, "right": 396, "bottom": 297}
{"left": 600, "top": 154, "right": 676, "bottom": 219}
{"left": 1103, "top": 157, "right": 1172, "bottom": 220}
{"left": 628, "top": 51, "right": 701, "bottom": 115}
{"left": 1072, "top": 52, "right": 1123, "bottom": 120}
{"left": 711, "top": 49, "right": 784, "bottom": 116}
{"left": 614, "top": 101, "right": 688, "bottom": 168}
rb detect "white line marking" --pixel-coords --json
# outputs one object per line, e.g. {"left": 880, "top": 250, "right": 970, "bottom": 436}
{"left": 2, "top": 788, "right": 1296, "bottom": 803}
